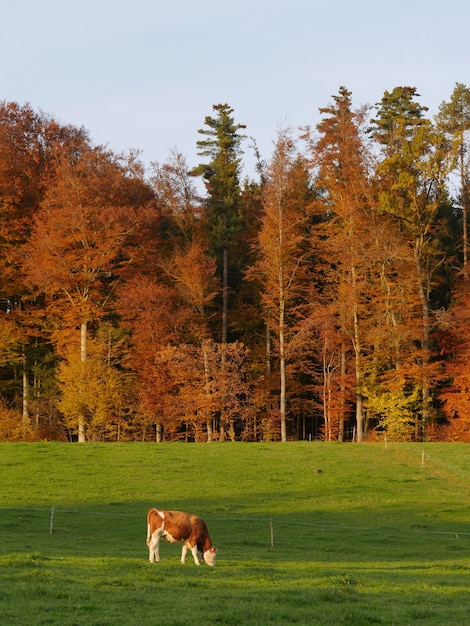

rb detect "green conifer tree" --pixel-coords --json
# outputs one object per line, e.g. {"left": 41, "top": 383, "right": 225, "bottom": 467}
{"left": 191, "top": 103, "right": 246, "bottom": 344}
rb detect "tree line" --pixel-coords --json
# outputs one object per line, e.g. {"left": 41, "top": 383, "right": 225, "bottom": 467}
{"left": 1, "top": 84, "right": 470, "bottom": 442}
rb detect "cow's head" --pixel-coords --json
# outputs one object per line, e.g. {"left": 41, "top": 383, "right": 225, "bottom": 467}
{"left": 203, "top": 547, "right": 217, "bottom": 566}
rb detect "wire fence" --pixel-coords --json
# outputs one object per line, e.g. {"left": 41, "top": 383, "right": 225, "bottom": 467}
{"left": 1, "top": 504, "right": 469, "bottom": 542}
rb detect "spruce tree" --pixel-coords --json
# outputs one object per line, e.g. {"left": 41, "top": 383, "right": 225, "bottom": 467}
{"left": 191, "top": 103, "right": 246, "bottom": 344}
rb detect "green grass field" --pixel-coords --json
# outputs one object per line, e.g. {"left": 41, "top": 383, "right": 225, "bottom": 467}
{"left": 1, "top": 442, "right": 470, "bottom": 625}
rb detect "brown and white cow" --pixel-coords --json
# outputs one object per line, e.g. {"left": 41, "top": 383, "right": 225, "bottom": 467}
{"left": 146, "top": 508, "right": 217, "bottom": 566}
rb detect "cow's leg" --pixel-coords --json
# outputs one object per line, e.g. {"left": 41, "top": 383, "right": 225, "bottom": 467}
{"left": 181, "top": 544, "right": 187, "bottom": 564}
{"left": 148, "top": 532, "right": 161, "bottom": 563}
{"left": 190, "top": 544, "right": 201, "bottom": 565}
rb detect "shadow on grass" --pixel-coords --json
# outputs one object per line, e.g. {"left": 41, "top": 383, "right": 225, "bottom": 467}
{"left": 2, "top": 497, "right": 470, "bottom": 566}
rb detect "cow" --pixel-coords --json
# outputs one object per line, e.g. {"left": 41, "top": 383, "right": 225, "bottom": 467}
{"left": 146, "top": 508, "right": 217, "bottom": 566}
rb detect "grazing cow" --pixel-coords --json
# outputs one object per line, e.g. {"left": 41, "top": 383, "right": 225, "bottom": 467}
{"left": 146, "top": 508, "right": 217, "bottom": 566}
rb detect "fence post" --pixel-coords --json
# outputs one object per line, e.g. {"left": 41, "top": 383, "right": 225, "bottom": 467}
{"left": 49, "top": 504, "right": 55, "bottom": 535}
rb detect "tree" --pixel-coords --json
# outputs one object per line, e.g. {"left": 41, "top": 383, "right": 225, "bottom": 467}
{"left": 249, "top": 127, "right": 311, "bottom": 441}
{"left": 151, "top": 148, "right": 203, "bottom": 244}
{"left": 310, "top": 87, "right": 375, "bottom": 442}
{"left": 204, "top": 340, "right": 251, "bottom": 441}
{"left": 150, "top": 343, "right": 213, "bottom": 441}
{"left": 371, "top": 86, "right": 452, "bottom": 437}
{"left": 0, "top": 102, "right": 88, "bottom": 426}
{"left": 117, "top": 275, "right": 184, "bottom": 441}
{"left": 436, "top": 83, "right": 470, "bottom": 279}
{"left": 370, "top": 86, "right": 428, "bottom": 155}
{"left": 25, "top": 146, "right": 152, "bottom": 441}
{"left": 150, "top": 150, "right": 220, "bottom": 439}
{"left": 57, "top": 326, "right": 132, "bottom": 441}
{"left": 190, "top": 103, "right": 246, "bottom": 345}
{"left": 433, "top": 290, "right": 470, "bottom": 440}
{"left": 150, "top": 150, "right": 217, "bottom": 345}
{"left": 306, "top": 301, "right": 355, "bottom": 442}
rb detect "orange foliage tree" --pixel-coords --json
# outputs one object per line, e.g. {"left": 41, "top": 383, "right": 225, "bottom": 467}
{"left": 308, "top": 87, "right": 377, "bottom": 441}
{"left": 437, "top": 288, "right": 470, "bottom": 440}
{"left": 248, "top": 127, "right": 312, "bottom": 441}
{"left": 0, "top": 102, "right": 88, "bottom": 430}
{"left": 25, "top": 146, "right": 152, "bottom": 441}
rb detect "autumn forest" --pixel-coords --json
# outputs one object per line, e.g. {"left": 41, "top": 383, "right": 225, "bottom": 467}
{"left": 1, "top": 84, "right": 470, "bottom": 443}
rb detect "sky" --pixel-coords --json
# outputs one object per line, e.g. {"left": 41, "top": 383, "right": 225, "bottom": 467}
{"left": 1, "top": 0, "right": 468, "bottom": 180}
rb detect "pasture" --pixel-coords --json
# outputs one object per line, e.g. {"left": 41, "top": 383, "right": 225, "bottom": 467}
{"left": 1, "top": 441, "right": 470, "bottom": 625}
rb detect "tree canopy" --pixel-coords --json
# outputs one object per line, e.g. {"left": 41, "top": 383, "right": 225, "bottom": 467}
{"left": 0, "top": 86, "right": 469, "bottom": 442}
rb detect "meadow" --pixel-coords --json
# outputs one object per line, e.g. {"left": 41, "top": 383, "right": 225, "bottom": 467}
{"left": 1, "top": 441, "right": 470, "bottom": 625}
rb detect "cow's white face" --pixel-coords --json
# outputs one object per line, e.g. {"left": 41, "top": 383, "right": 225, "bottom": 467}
{"left": 204, "top": 548, "right": 217, "bottom": 567}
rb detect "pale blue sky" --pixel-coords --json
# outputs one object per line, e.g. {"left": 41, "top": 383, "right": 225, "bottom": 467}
{"left": 1, "top": 0, "right": 468, "bottom": 178}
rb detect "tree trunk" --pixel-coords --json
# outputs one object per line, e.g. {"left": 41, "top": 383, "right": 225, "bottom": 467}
{"left": 461, "top": 144, "right": 468, "bottom": 281}
{"left": 355, "top": 391, "right": 364, "bottom": 442}
{"left": 351, "top": 265, "right": 364, "bottom": 442}
{"left": 279, "top": 294, "right": 287, "bottom": 442}
{"left": 414, "top": 239, "right": 431, "bottom": 439}
{"left": 322, "top": 340, "right": 331, "bottom": 442}
{"left": 33, "top": 338, "right": 41, "bottom": 429}
{"left": 202, "top": 342, "right": 213, "bottom": 442}
{"left": 218, "top": 247, "right": 229, "bottom": 441}
{"left": 266, "top": 324, "right": 271, "bottom": 379}
{"left": 22, "top": 349, "right": 30, "bottom": 436}
{"left": 338, "top": 345, "right": 346, "bottom": 442}
{"left": 78, "top": 320, "right": 87, "bottom": 443}
{"left": 222, "top": 247, "right": 228, "bottom": 345}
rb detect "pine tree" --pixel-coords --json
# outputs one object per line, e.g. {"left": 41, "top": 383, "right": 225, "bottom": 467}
{"left": 191, "top": 103, "right": 246, "bottom": 345}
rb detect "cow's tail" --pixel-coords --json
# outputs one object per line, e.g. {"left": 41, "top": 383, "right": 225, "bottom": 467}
{"left": 146, "top": 508, "right": 157, "bottom": 546}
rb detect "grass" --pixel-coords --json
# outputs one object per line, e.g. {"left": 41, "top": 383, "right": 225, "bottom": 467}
{"left": 1, "top": 441, "right": 470, "bottom": 624}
